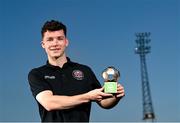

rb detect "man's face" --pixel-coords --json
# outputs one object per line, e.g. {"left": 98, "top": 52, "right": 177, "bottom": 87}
{"left": 41, "top": 30, "right": 68, "bottom": 59}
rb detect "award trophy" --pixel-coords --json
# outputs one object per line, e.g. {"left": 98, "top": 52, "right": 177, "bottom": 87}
{"left": 102, "top": 66, "right": 120, "bottom": 93}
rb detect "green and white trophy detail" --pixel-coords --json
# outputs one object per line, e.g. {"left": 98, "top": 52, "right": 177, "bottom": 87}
{"left": 102, "top": 66, "right": 120, "bottom": 93}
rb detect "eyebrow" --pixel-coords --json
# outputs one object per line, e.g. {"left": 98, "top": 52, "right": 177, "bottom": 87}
{"left": 45, "top": 36, "right": 65, "bottom": 40}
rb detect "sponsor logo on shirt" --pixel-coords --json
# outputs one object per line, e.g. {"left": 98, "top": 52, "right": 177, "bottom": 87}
{"left": 72, "top": 70, "right": 84, "bottom": 80}
{"left": 44, "top": 75, "right": 56, "bottom": 79}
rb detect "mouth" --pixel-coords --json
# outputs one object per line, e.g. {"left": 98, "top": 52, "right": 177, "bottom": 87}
{"left": 49, "top": 47, "right": 61, "bottom": 52}
{"left": 49, "top": 47, "right": 61, "bottom": 50}
{"left": 50, "top": 48, "right": 60, "bottom": 50}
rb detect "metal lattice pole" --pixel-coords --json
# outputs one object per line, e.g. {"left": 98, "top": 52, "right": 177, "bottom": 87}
{"left": 135, "top": 32, "right": 155, "bottom": 121}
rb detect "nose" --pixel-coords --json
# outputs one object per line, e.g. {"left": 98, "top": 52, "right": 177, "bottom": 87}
{"left": 55, "top": 38, "right": 59, "bottom": 43}
{"left": 52, "top": 38, "right": 59, "bottom": 45}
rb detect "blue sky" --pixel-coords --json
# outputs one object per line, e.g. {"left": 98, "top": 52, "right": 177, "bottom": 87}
{"left": 0, "top": 0, "right": 179, "bottom": 122}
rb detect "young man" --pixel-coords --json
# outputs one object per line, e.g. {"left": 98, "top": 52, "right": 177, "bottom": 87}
{"left": 28, "top": 20, "right": 125, "bottom": 122}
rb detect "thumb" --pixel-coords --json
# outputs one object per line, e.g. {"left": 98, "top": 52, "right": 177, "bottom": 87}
{"left": 98, "top": 87, "right": 104, "bottom": 92}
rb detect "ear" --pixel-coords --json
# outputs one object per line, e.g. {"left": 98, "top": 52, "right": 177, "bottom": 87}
{"left": 41, "top": 41, "right": 45, "bottom": 49}
{"left": 65, "top": 39, "right": 69, "bottom": 47}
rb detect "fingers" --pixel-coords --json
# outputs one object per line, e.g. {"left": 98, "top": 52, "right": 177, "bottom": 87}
{"left": 98, "top": 87, "right": 104, "bottom": 92}
{"left": 100, "top": 92, "right": 113, "bottom": 97}
{"left": 88, "top": 87, "right": 112, "bottom": 101}
{"left": 116, "top": 83, "right": 125, "bottom": 98}
{"left": 89, "top": 84, "right": 125, "bottom": 101}
{"left": 97, "top": 88, "right": 113, "bottom": 97}
{"left": 95, "top": 93, "right": 113, "bottom": 102}
{"left": 117, "top": 84, "right": 124, "bottom": 91}
{"left": 96, "top": 95, "right": 103, "bottom": 100}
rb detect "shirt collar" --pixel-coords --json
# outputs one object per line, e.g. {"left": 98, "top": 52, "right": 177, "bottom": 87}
{"left": 46, "top": 57, "right": 74, "bottom": 69}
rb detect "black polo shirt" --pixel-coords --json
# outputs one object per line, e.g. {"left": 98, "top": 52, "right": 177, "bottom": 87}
{"left": 28, "top": 58, "right": 101, "bottom": 122}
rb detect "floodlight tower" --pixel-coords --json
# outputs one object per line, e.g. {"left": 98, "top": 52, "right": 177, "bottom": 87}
{"left": 135, "top": 32, "right": 155, "bottom": 121}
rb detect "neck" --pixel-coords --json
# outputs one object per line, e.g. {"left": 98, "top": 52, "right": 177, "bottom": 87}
{"left": 48, "top": 54, "right": 67, "bottom": 68}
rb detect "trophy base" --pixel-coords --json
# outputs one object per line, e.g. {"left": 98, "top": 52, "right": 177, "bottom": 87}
{"left": 104, "top": 82, "right": 117, "bottom": 93}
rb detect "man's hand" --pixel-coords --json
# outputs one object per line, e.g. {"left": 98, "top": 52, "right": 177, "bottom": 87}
{"left": 86, "top": 88, "right": 113, "bottom": 101}
{"left": 97, "top": 83, "right": 125, "bottom": 109}
{"left": 115, "top": 83, "right": 125, "bottom": 98}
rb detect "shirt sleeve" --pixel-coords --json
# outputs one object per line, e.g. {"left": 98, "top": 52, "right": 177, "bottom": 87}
{"left": 28, "top": 69, "right": 51, "bottom": 98}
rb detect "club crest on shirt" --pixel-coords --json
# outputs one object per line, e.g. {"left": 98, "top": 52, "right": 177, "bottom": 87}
{"left": 72, "top": 70, "right": 84, "bottom": 80}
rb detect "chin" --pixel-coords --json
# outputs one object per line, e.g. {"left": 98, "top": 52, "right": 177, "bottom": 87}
{"left": 49, "top": 54, "right": 60, "bottom": 59}
{"left": 49, "top": 52, "right": 64, "bottom": 59}
{"left": 52, "top": 55, "right": 60, "bottom": 58}
{"left": 54, "top": 56, "right": 61, "bottom": 59}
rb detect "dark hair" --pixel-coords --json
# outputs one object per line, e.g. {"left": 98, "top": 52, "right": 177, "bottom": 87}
{"left": 41, "top": 20, "right": 67, "bottom": 38}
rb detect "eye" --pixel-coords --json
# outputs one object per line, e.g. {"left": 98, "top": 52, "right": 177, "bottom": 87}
{"left": 57, "top": 36, "right": 64, "bottom": 41}
{"left": 47, "top": 37, "right": 53, "bottom": 42}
